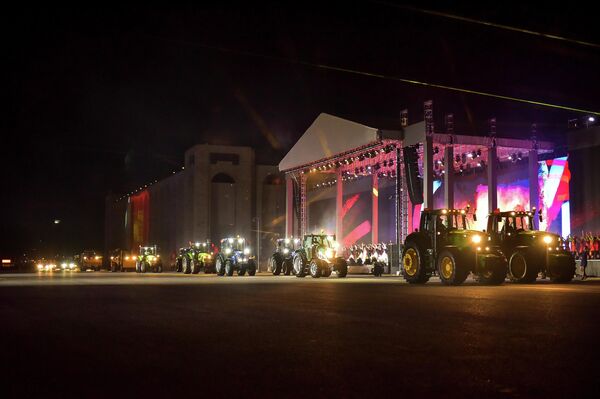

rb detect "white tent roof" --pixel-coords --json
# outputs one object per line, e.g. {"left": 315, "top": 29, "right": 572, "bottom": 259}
{"left": 279, "top": 113, "right": 381, "bottom": 172}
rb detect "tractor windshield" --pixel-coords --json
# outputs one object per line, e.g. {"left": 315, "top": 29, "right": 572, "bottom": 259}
{"left": 140, "top": 247, "right": 156, "bottom": 256}
{"left": 223, "top": 238, "right": 246, "bottom": 252}
{"left": 502, "top": 216, "right": 533, "bottom": 233}
{"left": 438, "top": 214, "right": 470, "bottom": 231}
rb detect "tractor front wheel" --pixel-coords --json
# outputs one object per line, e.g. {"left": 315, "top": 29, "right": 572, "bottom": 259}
{"left": 247, "top": 259, "right": 257, "bottom": 276}
{"left": 335, "top": 259, "right": 348, "bottom": 278}
{"left": 508, "top": 251, "right": 538, "bottom": 283}
{"left": 191, "top": 259, "right": 199, "bottom": 274}
{"left": 283, "top": 259, "right": 293, "bottom": 275}
{"left": 140, "top": 262, "right": 148, "bottom": 274}
{"left": 182, "top": 257, "right": 191, "bottom": 274}
{"left": 437, "top": 250, "right": 469, "bottom": 285}
{"left": 309, "top": 260, "right": 321, "bottom": 278}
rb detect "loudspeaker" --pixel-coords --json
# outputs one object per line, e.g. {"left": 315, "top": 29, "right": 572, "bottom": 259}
{"left": 403, "top": 145, "right": 424, "bottom": 204}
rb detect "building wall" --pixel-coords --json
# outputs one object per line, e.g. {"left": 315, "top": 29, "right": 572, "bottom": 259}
{"left": 105, "top": 144, "right": 285, "bottom": 270}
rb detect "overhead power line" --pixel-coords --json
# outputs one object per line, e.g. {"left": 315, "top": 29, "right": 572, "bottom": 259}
{"left": 152, "top": 36, "right": 600, "bottom": 116}
{"left": 373, "top": 1, "right": 600, "bottom": 50}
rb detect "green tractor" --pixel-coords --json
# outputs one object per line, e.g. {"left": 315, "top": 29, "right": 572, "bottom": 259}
{"left": 268, "top": 237, "right": 300, "bottom": 275}
{"left": 178, "top": 240, "right": 216, "bottom": 274}
{"left": 215, "top": 237, "right": 257, "bottom": 277}
{"left": 487, "top": 209, "right": 575, "bottom": 283}
{"left": 135, "top": 245, "right": 163, "bottom": 273}
{"left": 292, "top": 234, "right": 348, "bottom": 278}
{"left": 402, "top": 208, "right": 507, "bottom": 285}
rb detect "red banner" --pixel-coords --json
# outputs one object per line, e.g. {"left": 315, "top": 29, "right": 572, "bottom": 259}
{"left": 130, "top": 191, "right": 150, "bottom": 249}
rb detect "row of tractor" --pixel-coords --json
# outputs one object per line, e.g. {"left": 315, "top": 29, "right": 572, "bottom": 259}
{"left": 401, "top": 208, "right": 576, "bottom": 285}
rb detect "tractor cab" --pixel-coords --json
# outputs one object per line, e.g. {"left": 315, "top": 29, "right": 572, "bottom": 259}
{"left": 135, "top": 245, "right": 163, "bottom": 273}
{"left": 276, "top": 237, "right": 301, "bottom": 255}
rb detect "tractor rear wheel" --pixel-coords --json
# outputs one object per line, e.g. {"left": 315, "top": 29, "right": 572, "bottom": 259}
{"left": 508, "top": 251, "right": 538, "bottom": 283}
{"left": 293, "top": 255, "right": 306, "bottom": 278}
{"left": 175, "top": 258, "right": 182, "bottom": 273}
{"left": 237, "top": 267, "right": 246, "bottom": 276}
{"left": 215, "top": 256, "right": 225, "bottom": 276}
{"left": 402, "top": 241, "right": 430, "bottom": 284}
{"left": 476, "top": 259, "right": 506, "bottom": 285}
{"left": 270, "top": 254, "right": 282, "bottom": 275}
{"left": 247, "top": 259, "right": 257, "bottom": 276}
{"left": 225, "top": 260, "right": 234, "bottom": 276}
{"left": 155, "top": 263, "right": 163, "bottom": 273}
{"left": 437, "top": 250, "right": 469, "bottom": 285}
{"left": 182, "top": 257, "right": 191, "bottom": 274}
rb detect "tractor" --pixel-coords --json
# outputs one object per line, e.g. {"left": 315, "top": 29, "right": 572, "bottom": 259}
{"left": 79, "top": 250, "right": 103, "bottom": 271}
{"left": 292, "top": 234, "right": 348, "bottom": 278}
{"left": 214, "top": 237, "right": 257, "bottom": 276}
{"left": 179, "top": 240, "right": 216, "bottom": 274}
{"left": 487, "top": 209, "right": 575, "bottom": 283}
{"left": 110, "top": 248, "right": 137, "bottom": 272}
{"left": 135, "top": 245, "right": 163, "bottom": 273}
{"left": 268, "top": 237, "right": 300, "bottom": 275}
{"left": 402, "top": 208, "right": 507, "bottom": 285}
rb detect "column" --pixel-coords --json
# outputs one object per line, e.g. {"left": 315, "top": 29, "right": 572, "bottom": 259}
{"left": 285, "top": 176, "right": 294, "bottom": 237}
{"left": 487, "top": 146, "right": 498, "bottom": 213}
{"left": 423, "top": 135, "right": 434, "bottom": 209}
{"left": 372, "top": 173, "right": 379, "bottom": 243}
{"left": 336, "top": 169, "right": 343, "bottom": 241}
{"left": 444, "top": 145, "right": 454, "bottom": 209}
{"left": 528, "top": 149, "right": 539, "bottom": 229}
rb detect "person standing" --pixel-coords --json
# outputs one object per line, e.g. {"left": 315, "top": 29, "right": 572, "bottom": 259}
{"left": 581, "top": 245, "right": 589, "bottom": 280}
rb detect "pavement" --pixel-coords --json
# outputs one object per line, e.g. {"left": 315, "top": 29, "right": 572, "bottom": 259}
{"left": 1, "top": 272, "right": 599, "bottom": 398}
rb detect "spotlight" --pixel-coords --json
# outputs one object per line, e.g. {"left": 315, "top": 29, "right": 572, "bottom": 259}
{"left": 589, "top": 116, "right": 596, "bottom": 123}
{"left": 517, "top": 152, "right": 522, "bottom": 161}
{"left": 467, "top": 152, "right": 473, "bottom": 159}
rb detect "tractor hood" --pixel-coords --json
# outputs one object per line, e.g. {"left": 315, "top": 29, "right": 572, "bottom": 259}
{"left": 446, "top": 229, "right": 488, "bottom": 246}
{"left": 512, "top": 230, "right": 562, "bottom": 247}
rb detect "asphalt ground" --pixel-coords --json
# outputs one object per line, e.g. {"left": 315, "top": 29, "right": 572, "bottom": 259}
{"left": 1, "top": 272, "right": 599, "bottom": 398}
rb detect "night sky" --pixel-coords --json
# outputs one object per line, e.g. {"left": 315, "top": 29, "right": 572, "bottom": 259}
{"left": 3, "top": 3, "right": 599, "bottom": 257}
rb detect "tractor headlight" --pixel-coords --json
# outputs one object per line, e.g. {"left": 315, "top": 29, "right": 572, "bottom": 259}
{"left": 125, "top": 256, "right": 130, "bottom": 260}
{"left": 543, "top": 235, "right": 553, "bottom": 244}
{"left": 69, "top": 263, "right": 76, "bottom": 269}
{"left": 37, "top": 263, "right": 44, "bottom": 270}
{"left": 238, "top": 238, "right": 244, "bottom": 244}
{"left": 225, "top": 248, "right": 232, "bottom": 255}
{"left": 94, "top": 256, "right": 101, "bottom": 260}
{"left": 285, "top": 238, "right": 290, "bottom": 244}
{"left": 61, "top": 263, "right": 67, "bottom": 269}
{"left": 244, "top": 248, "right": 250, "bottom": 255}
{"left": 325, "top": 248, "right": 334, "bottom": 259}
{"left": 283, "top": 248, "right": 289, "bottom": 254}
{"left": 132, "top": 256, "right": 137, "bottom": 260}
{"left": 471, "top": 235, "right": 482, "bottom": 244}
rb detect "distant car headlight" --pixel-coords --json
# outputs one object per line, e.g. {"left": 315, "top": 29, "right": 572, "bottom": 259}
{"left": 225, "top": 248, "right": 232, "bottom": 255}
{"left": 244, "top": 248, "right": 250, "bottom": 255}
{"left": 543, "top": 235, "right": 553, "bottom": 244}
{"left": 471, "top": 235, "right": 482, "bottom": 244}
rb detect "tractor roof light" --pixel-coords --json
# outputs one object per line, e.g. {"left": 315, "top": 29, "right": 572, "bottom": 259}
{"left": 543, "top": 235, "right": 553, "bottom": 244}
{"left": 472, "top": 235, "right": 482, "bottom": 244}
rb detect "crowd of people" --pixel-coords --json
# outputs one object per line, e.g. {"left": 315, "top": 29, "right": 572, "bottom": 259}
{"left": 566, "top": 233, "right": 600, "bottom": 259}
{"left": 345, "top": 243, "right": 389, "bottom": 266}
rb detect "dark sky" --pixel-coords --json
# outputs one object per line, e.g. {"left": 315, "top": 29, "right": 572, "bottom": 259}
{"left": 3, "top": 2, "right": 599, "bottom": 256}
